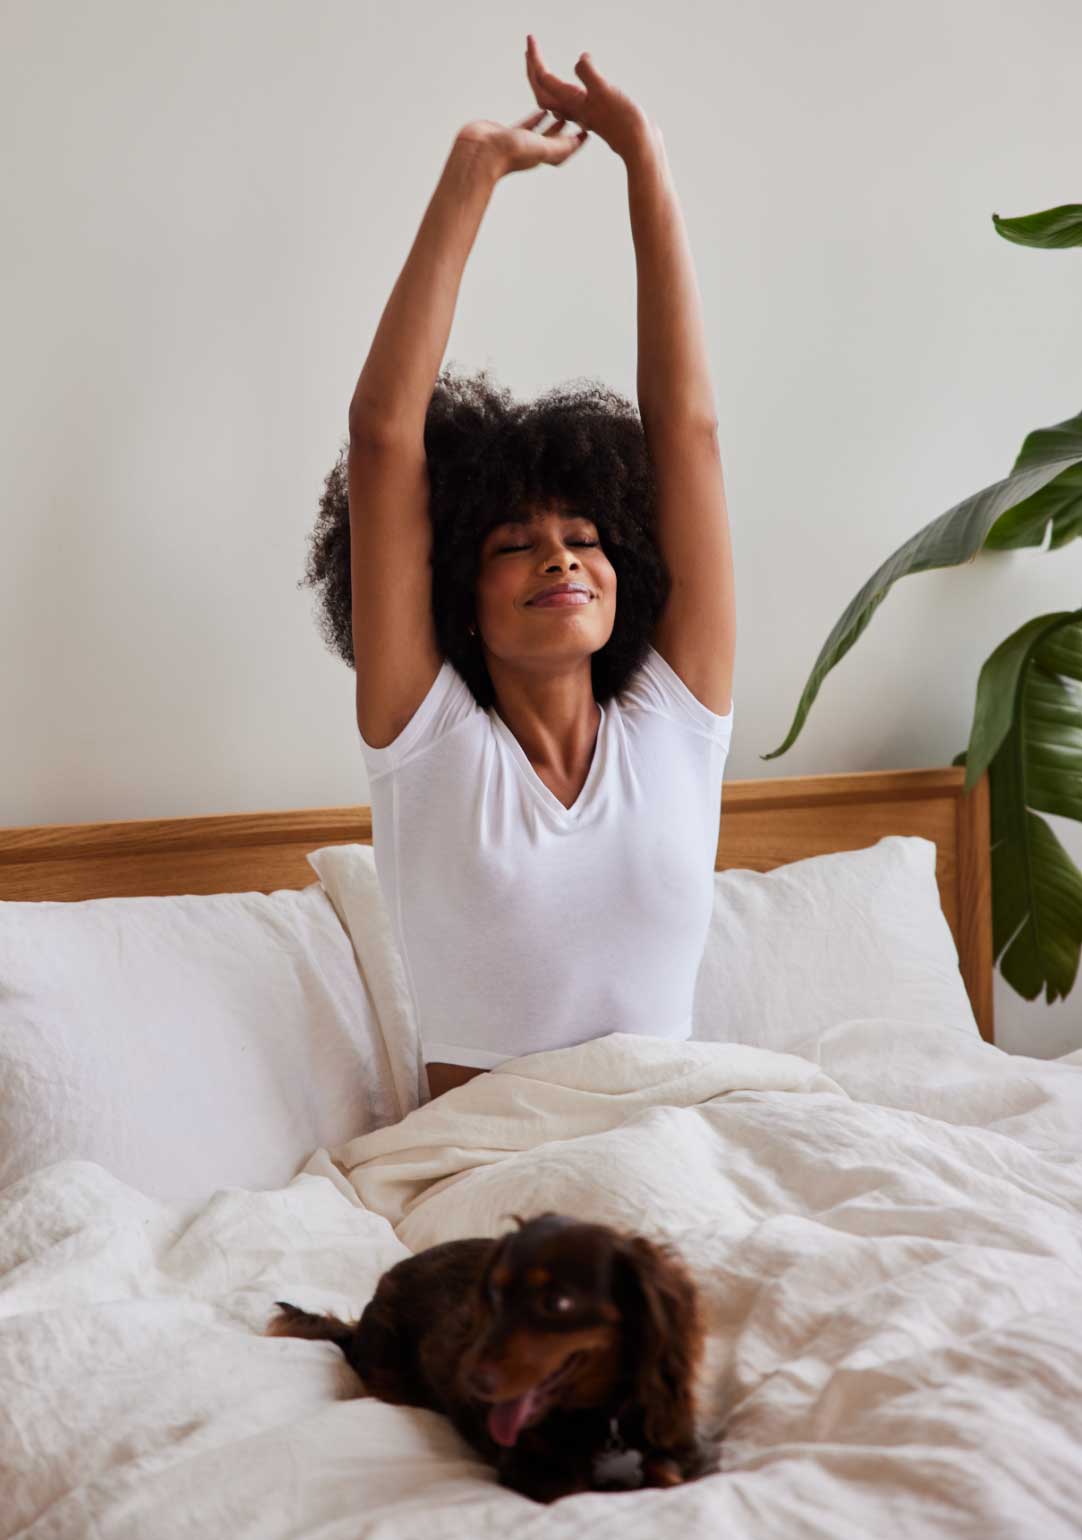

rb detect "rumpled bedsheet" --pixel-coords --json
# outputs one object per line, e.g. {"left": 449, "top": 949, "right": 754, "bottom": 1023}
{"left": 3, "top": 1018, "right": 1081, "bottom": 1538}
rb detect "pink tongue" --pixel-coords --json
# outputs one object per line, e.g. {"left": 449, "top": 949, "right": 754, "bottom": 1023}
{"left": 487, "top": 1389, "right": 541, "bottom": 1447}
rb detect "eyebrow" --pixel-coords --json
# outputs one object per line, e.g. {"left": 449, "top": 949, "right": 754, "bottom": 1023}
{"left": 494, "top": 511, "right": 595, "bottom": 530}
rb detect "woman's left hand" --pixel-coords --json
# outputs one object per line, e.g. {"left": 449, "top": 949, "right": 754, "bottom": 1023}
{"left": 525, "top": 35, "right": 654, "bottom": 162}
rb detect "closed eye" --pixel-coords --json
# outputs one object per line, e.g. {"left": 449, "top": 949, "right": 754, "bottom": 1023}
{"left": 497, "top": 540, "right": 599, "bottom": 553}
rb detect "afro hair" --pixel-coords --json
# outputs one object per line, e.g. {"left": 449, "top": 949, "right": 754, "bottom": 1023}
{"left": 298, "top": 363, "right": 672, "bottom": 710}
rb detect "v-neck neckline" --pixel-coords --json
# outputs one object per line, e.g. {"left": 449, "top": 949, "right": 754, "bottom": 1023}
{"left": 490, "top": 702, "right": 606, "bottom": 821}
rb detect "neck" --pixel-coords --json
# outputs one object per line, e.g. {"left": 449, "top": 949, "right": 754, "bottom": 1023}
{"left": 489, "top": 658, "right": 600, "bottom": 775}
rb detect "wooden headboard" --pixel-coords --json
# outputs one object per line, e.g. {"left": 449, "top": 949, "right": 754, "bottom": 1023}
{"left": 0, "top": 764, "right": 994, "bottom": 1042}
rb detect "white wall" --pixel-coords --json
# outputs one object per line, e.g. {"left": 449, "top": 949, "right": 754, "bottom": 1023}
{"left": 3, "top": 0, "right": 1079, "bottom": 1057}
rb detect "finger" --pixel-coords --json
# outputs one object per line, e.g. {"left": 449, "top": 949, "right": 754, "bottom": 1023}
{"left": 549, "top": 127, "right": 590, "bottom": 164}
{"left": 574, "top": 52, "right": 603, "bottom": 83}
{"left": 515, "top": 108, "right": 550, "bottom": 130}
{"left": 524, "top": 35, "right": 550, "bottom": 101}
{"left": 527, "top": 33, "right": 577, "bottom": 103}
{"left": 559, "top": 134, "right": 589, "bottom": 164}
{"left": 540, "top": 119, "right": 571, "bottom": 160}
{"left": 537, "top": 80, "right": 587, "bottom": 120}
{"left": 524, "top": 54, "right": 565, "bottom": 117}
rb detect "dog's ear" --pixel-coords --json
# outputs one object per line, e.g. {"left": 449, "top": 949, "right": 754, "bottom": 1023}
{"left": 476, "top": 1232, "right": 512, "bottom": 1303}
{"left": 612, "top": 1234, "right": 704, "bottom": 1450}
{"left": 506, "top": 1210, "right": 562, "bottom": 1231}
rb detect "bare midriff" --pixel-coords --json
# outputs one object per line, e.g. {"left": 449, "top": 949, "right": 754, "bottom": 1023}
{"left": 425, "top": 1061, "right": 487, "bottom": 1100}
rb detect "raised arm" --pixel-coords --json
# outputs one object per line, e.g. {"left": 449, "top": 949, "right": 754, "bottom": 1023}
{"left": 348, "top": 138, "right": 500, "bottom": 747}
{"left": 349, "top": 116, "right": 587, "bottom": 748}
{"left": 348, "top": 138, "right": 500, "bottom": 442}
{"left": 625, "top": 122, "right": 735, "bottom": 717}
{"left": 525, "top": 37, "right": 735, "bottom": 717}
{"left": 349, "top": 113, "right": 588, "bottom": 440}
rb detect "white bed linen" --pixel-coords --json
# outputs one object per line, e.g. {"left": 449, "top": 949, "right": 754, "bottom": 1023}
{"left": 0, "top": 881, "right": 407, "bottom": 1210}
{"left": 3, "top": 1018, "right": 1081, "bottom": 1538}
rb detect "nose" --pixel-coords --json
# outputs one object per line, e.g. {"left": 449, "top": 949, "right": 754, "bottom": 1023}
{"left": 468, "top": 1362, "right": 502, "bottom": 1396}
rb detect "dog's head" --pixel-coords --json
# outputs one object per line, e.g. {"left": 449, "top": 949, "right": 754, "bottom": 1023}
{"left": 457, "top": 1211, "right": 703, "bottom": 1450}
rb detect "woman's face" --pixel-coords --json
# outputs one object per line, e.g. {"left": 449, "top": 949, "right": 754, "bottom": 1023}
{"left": 474, "top": 504, "right": 617, "bottom": 670}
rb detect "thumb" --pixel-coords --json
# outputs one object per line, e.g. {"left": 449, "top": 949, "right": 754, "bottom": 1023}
{"left": 574, "top": 52, "right": 602, "bottom": 82}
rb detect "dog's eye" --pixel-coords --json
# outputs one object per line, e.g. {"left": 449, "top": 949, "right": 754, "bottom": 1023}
{"left": 540, "top": 1290, "right": 576, "bottom": 1315}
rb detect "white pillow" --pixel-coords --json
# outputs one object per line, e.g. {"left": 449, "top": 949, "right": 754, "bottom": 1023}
{"left": 305, "top": 844, "right": 426, "bottom": 1111}
{"left": 306, "top": 835, "right": 979, "bottom": 1077}
{"left": 0, "top": 882, "right": 404, "bottom": 1216}
{"left": 691, "top": 835, "right": 981, "bottom": 1052}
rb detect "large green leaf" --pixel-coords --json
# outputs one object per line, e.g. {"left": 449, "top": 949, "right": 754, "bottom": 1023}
{"left": 991, "top": 203, "right": 1082, "bottom": 249}
{"left": 763, "top": 409, "right": 1082, "bottom": 760}
{"left": 985, "top": 414, "right": 1082, "bottom": 550}
{"left": 983, "top": 463, "right": 1082, "bottom": 551}
{"left": 952, "top": 609, "right": 1082, "bottom": 1004}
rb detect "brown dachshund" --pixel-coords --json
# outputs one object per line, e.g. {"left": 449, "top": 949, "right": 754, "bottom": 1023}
{"left": 267, "top": 1211, "right": 721, "bottom": 1504}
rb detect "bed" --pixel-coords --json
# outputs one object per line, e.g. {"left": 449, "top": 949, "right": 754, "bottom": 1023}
{"left": 3, "top": 764, "right": 1081, "bottom": 1538}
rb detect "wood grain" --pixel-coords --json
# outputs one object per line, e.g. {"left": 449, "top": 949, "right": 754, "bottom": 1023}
{"left": 0, "top": 765, "right": 993, "bottom": 1042}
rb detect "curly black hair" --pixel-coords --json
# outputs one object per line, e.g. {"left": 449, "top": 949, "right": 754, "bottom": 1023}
{"left": 297, "top": 363, "right": 671, "bottom": 710}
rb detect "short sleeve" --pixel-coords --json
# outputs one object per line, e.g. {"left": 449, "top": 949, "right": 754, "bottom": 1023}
{"left": 620, "top": 645, "right": 734, "bottom": 745}
{"left": 357, "top": 657, "right": 482, "bottom": 779}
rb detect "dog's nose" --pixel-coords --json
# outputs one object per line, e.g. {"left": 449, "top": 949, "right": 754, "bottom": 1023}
{"left": 468, "top": 1362, "right": 501, "bottom": 1395}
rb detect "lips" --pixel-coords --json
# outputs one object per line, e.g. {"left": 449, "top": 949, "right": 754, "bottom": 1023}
{"left": 528, "top": 583, "right": 592, "bottom": 607}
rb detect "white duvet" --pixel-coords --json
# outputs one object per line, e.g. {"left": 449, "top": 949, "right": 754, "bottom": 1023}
{"left": 3, "top": 1018, "right": 1082, "bottom": 1538}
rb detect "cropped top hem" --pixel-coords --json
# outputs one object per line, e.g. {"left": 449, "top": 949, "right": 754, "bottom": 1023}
{"left": 421, "top": 1020, "right": 695, "bottom": 1073}
{"left": 422, "top": 1040, "right": 520, "bottom": 1070}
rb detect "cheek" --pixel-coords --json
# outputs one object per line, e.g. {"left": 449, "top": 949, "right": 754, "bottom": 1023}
{"left": 477, "top": 566, "right": 520, "bottom": 611}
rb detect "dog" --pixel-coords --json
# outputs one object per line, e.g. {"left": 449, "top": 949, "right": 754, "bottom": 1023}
{"left": 266, "top": 1211, "right": 721, "bottom": 1504}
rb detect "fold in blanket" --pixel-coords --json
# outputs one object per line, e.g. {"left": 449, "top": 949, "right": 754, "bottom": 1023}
{"left": 315, "top": 1022, "right": 1082, "bottom": 1259}
{"left": 8, "top": 1019, "right": 1082, "bottom": 1537}
{"left": 325, "top": 1032, "right": 845, "bottom": 1230}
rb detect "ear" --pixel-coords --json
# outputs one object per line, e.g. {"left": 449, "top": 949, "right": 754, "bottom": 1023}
{"left": 613, "top": 1234, "right": 704, "bottom": 1451}
{"left": 483, "top": 1231, "right": 507, "bottom": 1267}
{"left": 477, "top": 1232, "right": 511, "bottom": 1301}
{"left": 506, "top": 1209, "right": 562, "bottom": 1230}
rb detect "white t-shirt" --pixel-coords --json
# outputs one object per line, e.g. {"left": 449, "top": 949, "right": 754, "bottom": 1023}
{"left": 357, "top": 645, "right": 734, "bottom": 1069}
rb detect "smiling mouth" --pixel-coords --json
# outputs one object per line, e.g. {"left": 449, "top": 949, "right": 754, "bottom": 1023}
{"left": 483, "top": 1351, "right": 588, "bottom": 1448}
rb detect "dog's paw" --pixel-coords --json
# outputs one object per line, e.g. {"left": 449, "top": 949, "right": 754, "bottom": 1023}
{"left": 641, "top": 1454, "right": 684, "bottom": 1488}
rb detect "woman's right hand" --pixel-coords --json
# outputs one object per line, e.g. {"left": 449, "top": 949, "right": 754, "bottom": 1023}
{"left": 456, "top": 110, "right": 589, "bottom": 178}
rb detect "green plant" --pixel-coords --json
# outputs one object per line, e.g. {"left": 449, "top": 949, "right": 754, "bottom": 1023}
{"left": 764, "top": 203, "right": 1082, "bottom": 1007}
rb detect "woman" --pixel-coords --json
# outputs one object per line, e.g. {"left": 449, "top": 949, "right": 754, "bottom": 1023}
{"left": 301, "top": 39, "right": 736, "bottom": 1103}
